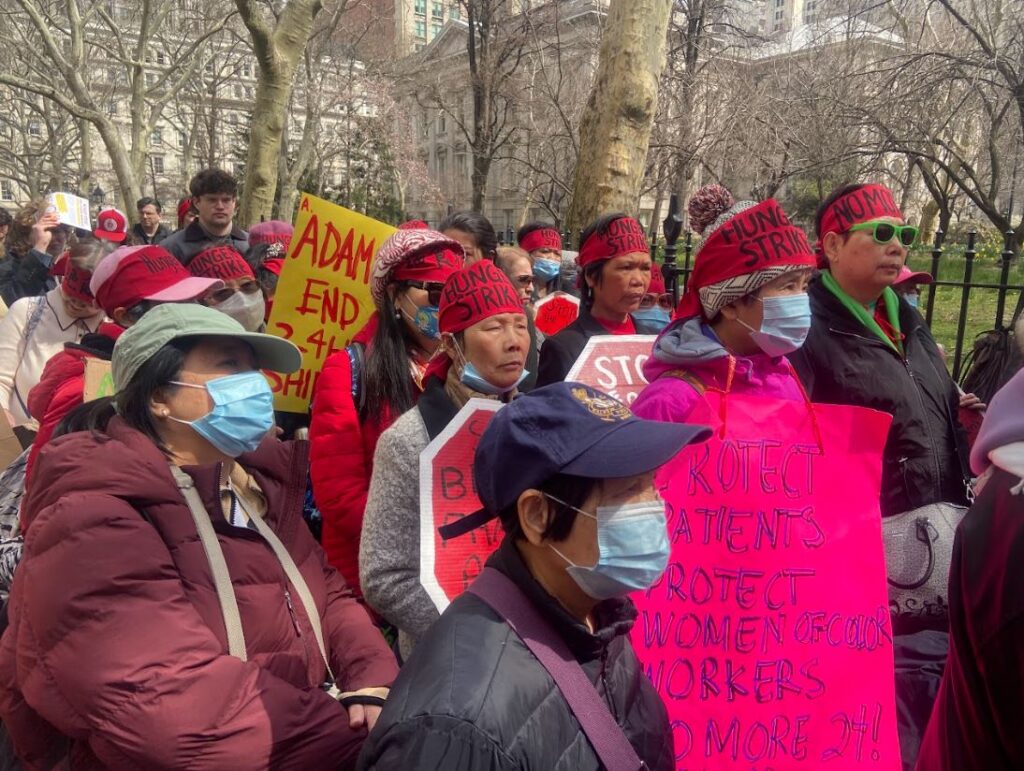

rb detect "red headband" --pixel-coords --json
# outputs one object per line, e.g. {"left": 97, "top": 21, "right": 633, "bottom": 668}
{"left": 519, "top": 228, "right": 562, "bottom": 253}
{"left": 61, "top": 264, "right": 95, "bottom": 304}
{"left": 438, "top": 260, "right": 524, "bottom": 334}
{"left": 816, "top": 184, "right": 903, "bottom": 256}
{"left": 577, "top": 217, "right": 648, "bottom": 268}
{"left": 189, "top": 246, "right": 254, "bottom": 281}
{"left": 676, "top": 199, "right": 816, "bottom": 320}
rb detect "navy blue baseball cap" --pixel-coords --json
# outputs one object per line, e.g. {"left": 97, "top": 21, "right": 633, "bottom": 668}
{"left": 440, "top": 382, "right": 711, "bottom": 539}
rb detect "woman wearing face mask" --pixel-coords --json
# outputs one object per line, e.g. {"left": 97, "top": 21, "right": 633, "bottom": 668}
{"left": 633, "top": 185, "right": 816, "bottom": 424}
{"left": 633, "top": 264, "right": 673, "bottom": 333}
{"left": 189, "top": 245, "right": 267, "bottom": 332}
{"left": 536, "top": 213, "right": 663, "bottom": 387}
{"left": 0, "top": 304, "right": 398, "bottom": 769}
{"left": 359, "top": 382, "right": 709, "bottom": 770}
{"left": 360, "top": 260, "right": 530, "bottom": 660}
{"left": 0, "top": 241, "right": 107, "bottom": 426}
{"left": 310, "top": 229, "right": 463, "bottom": 595}
{"left": 517, "top": 221, "right": 563, "bottom": 300}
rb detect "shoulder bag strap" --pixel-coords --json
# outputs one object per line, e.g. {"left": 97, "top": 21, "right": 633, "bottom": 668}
{"left": 467, "top": 567, "right": 644, "bottom": 771}
{"left": 168, "top": 465, "right": 247, "bottom": 661}
{"left": 243, "top": 503, "right": 337, "bottom": 687}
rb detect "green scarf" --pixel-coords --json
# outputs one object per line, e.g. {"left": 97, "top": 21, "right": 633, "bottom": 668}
{"left": 821, "top": 271, "right": 903, "bottom": 355}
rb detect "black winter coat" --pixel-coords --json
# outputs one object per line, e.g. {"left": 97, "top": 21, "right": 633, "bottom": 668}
{"left": 358, "top": 538, "right": 674, "bottom": 771}
{"left": 536, "top": 307, "right": 664, "bottom": 387}
{"left": 129, "top": 222, "right": 171, "bottom": 245}
{"left": 0, "top": 249, "right": 55, "bottom": 308}
{"left": 162, "top": 219, "right": 249, "bottom": 266}
{"left": 790, "top": 277, "right": 970, "bottom": 517}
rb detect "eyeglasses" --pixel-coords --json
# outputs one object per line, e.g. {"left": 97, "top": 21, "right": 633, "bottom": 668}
{"left": 639, "top": 292, "right": 674, "bottom": 311}
{"left": 513, "top": 274, "right": 535, "bottom": 288}
{"left": 847, "top": 220, "right": 919, "bottom": 247}
{"left": 205, "top": 279, "right": 262, "bottom": 305}
{"left": 403, "top": 280, "right": 445, "bottom": 305}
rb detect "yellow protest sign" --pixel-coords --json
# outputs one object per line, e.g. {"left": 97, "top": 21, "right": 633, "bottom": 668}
{"left": 266, "top": 195, "right": 396, "bottom": 412}
{"left": 83, "top": 359, "right": 115, "bottom": 402}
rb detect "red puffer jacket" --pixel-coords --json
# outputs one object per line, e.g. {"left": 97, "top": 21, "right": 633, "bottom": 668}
{"left": 310, "top": 315, "right": 414, "bottom": 596}
{"left": 0, "top": 417, "right": 398, "bottom": 770}
{"left": 24, "top": 348, "right": 91, "bottom": 490}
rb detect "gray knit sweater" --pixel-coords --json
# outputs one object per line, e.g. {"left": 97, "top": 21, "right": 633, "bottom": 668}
{"left": 359, "top": 407, "right": 437, "bottom": 661}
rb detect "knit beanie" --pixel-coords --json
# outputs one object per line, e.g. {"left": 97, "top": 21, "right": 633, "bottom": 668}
{"left": 677, "top": 185, "right": 815, "bottom": 320}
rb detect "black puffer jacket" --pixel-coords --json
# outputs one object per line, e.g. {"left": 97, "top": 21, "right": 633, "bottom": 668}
{"left": 358, "top": 538, "right": 673, "bottom": 771}
{"left": 536, "top": 307, "right": 663, "bottom": 387}
{"left": 0, "top": 248, "right": 55, "bottom": 308}
{"left": 791, "top": 277, "right": 970, "bottom": 517}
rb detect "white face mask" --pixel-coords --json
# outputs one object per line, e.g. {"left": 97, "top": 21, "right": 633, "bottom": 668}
{"left": 214, "top": 290, "right": 264, "bottom": 332}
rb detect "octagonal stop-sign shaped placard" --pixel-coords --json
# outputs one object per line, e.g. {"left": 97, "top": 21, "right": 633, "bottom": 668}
{"left": 534, "top": 292, "right": 580, "bottom": 337}
{"left": 565, "top": 334, "right": 658, "bottom": 406}
{"left": 419, "top": 399, "right": 504, "bottom": 613}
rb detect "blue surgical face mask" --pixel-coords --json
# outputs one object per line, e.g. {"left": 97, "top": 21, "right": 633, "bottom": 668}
{"left": 453, "top": 340, "right": 528, "bottom": 395}
{"left": 547, "top": 495, "right": 671, "bottom": 600}
{"left": 532, "top": 258, "right": 561, "bottom": 283}
{"left": 739, "top": 292, "right": 812, "bottom": 357}
{"left": 632, "top": 306, "right": 671, "bottom": 331}
{"left": 168, "top": 371, "right": 275, "bottom": 457}
{"left": 904, "top": 293, "right": 920, "bottom": 309}
{"left": 401, "top": 296, "right": 440, "bottom": 340}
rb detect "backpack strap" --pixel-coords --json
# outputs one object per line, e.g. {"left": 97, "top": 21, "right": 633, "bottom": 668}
{"left": 347, "top": 342, "right": 366, "bottom": 414}
{"left": 169, "top": 466, "right": 247, "bottom": 661}
{"left": 467, "top": 568, "right": 645, "bottom": 771}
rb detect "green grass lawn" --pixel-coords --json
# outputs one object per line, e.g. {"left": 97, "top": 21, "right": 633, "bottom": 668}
{"left": 908, "top": 250, "right": 1024, "bottom": 376}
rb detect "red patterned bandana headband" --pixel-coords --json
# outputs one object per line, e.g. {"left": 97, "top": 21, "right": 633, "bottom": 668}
{"left": 577, "top": 216, "right": 649, "bottom": 268}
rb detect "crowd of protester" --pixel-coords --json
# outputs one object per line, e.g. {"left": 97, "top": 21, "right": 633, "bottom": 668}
{"left": 0, "top": 165, "right": 1013, "bottom": 771}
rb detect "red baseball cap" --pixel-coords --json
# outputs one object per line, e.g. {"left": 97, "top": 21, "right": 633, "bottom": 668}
{"left": 89, "top": 245, "right": 223, "bottom": 317}
{"left": 94, "top": 208, "right": 128, "bottom": 243}
{"left": 894, "top": 265, "right": 933, "bottom": 286}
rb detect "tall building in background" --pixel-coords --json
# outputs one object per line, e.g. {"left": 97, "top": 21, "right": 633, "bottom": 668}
{"left": 397, "top": 0, "right": 464, "bottom": 55}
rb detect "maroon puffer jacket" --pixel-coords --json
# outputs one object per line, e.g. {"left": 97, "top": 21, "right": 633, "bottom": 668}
{"left": 0, "top": 417, "right": 398, "bottom": 770}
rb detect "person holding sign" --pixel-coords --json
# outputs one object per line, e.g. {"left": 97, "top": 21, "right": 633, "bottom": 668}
{"left": 359, "top": 383, "right": 710, "bottom": 771}
{"left": 633, "top": 185, "right": 816, "bottom": 423}
{"left": 310, "top": 228, "right": 463, "bottom": 595}
{"left": 0, "top": 240, "right": 107, "bottom": 427}
{"left": 517, "top": 221, "right": 563, "bottom": 300}
{"left": 792, "top": 183, "right": 971, "bottom": 766}
{"left": 0, "top": 200, "right": 72, "bottom": 307}
{"left": 536, "top": 213, "right": 663, "bottom": 386}
{"left": 0, "top": 304, "right": 398, "bottom": 769}
{"left": 360, "top": 259, "right": 530, "bottom": 660}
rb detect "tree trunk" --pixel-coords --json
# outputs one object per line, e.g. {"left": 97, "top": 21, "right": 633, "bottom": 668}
{"left": 566, "top": 0, "right": 673, "bottom": 234}
{"left": 235, "top": 0, "right": 321, "bottom": 227}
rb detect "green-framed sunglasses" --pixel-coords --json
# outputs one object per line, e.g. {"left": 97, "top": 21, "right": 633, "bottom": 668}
{"left": 847, "top": 220, "right": 919, "bottom": 247}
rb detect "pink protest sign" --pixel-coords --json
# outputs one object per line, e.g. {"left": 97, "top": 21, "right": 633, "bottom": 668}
{"left": 420, "top": 399, "right": 503, "bottom": 613}
{"left": 565, "top": 334, "right": 656, "bottom": 405}
{"left": 633, "top": 392, "right": 900, "bottom": 769}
